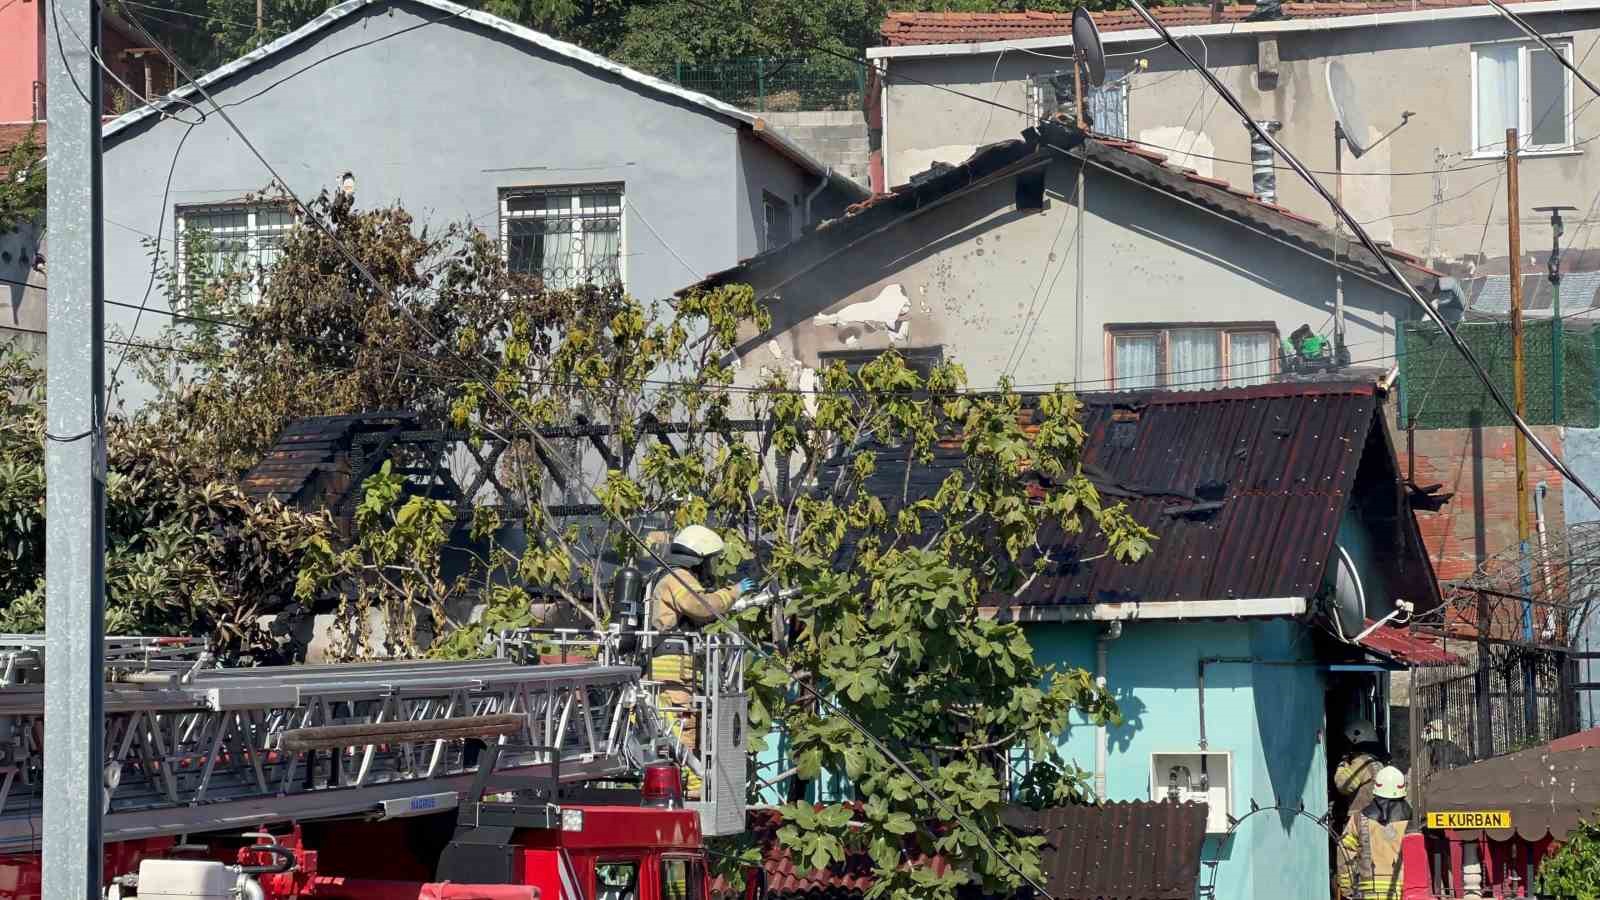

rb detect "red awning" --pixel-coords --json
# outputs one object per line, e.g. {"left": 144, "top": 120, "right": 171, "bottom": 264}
{"left": 1357, "top": 621, "right": 1465, "bottom": 667}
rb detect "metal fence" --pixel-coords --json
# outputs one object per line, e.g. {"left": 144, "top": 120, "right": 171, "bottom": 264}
{"left": 1413, "top": 643, "right": 1578, "bottom": 774}
{"left": 669, "top": 58, "right": 865, "bottom": 111}
{"left": 1398, "top": 319, "right": 1600, "bottom": 428}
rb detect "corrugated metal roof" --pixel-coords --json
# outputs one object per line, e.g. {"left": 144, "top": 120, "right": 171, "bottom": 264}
{"left": 1010, "top": 801, "right": 1209, "bottom": 900}
{"left": 821, "top": 381, "right": 1391, "bottom": 608}
{"left": 1467, "top": 269, "right": 1600, "bottom": 315}
{"left": 1356, "top": 621, "right": 1464, "bottom": 667}
{"left": 879, "top": 0, "right": 1558, "bottom": 46}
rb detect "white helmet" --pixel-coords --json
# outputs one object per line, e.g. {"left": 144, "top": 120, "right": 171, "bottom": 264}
{"left": 1372, "top": 765, "right": 1408, "bottom": 800}
{"left": 670, "top": 524, "right": 725, "bottom": 561}
{"left": 1344, "top": 720, "right": 1377, "bottom": 745}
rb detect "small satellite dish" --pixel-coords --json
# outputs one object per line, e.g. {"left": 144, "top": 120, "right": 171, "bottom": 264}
{"left": 1326, "top": 60, "right": 1373, "bottom": 157}
{"left": 1072, "top": 7, "right": 1106, "bottom": 88}
{"left": 1330, "top": 543, "right": 1368, "bottom": 639}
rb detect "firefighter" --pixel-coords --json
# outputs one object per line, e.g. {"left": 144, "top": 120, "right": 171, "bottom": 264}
{"left": 649, "top": 524, "right": 755, "bottom": 799}
{"left": 1334, "top": 719, "right": 1388, "bottom": 823}
{"left": 1336, "top": 765, "right": 1414, "bottom": 900}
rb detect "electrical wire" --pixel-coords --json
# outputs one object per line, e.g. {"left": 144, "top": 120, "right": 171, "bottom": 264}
{"left": 116, "top": 0, "right": 270, "bottom": 34}
{"left": 1120, "top": 0, "right": 1600, "bottom": 513}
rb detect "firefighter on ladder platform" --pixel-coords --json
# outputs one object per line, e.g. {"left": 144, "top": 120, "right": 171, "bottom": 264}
{"left": 649, "top": 524, "right": 757, "bottom": 799}
{"left": 1336, "top": 765, "right": 1414, "bottom": 900}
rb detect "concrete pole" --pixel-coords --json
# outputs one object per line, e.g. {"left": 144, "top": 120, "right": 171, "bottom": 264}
{"left": 43, "top": 0, "right": 107, "bottom": 894}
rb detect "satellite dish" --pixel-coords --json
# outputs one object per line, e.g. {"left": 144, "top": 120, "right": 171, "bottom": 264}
{"left": 1326, "top": 59, "right": 1373, "bottom": 157}
{"left": 1072, "top": 7, "right": 1106, "bottom": 88}
{"left": 1329, "top": 543, "right": 1368, "bottom": 639}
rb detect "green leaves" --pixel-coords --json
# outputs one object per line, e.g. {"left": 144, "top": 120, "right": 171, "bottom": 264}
{"left": 1538, "top": 814, "right": 1600, "bottom": 900}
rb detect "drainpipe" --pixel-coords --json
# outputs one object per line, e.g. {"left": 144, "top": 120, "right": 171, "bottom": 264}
{"left": 1535, "top": 482, "right": 1554, "bottom": 637}
{"left": 803, "top": 168, "right": 832, "bottom": 228}
{"left": 1094, "top": 621, "right": 1123, "bottom": 800}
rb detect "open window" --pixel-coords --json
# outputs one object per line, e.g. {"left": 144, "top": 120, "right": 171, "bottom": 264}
{"left": 1472, "top": 39, "right": 1574, "bottom": 154}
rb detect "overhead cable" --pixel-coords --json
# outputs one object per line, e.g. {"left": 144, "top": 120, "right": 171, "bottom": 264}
{"left": 1120, "top": 0, "right": 1600, "bottom": 513}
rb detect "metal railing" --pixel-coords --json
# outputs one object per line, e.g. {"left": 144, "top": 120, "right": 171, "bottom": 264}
{"left": 669, "top": 57, "right": 865, "bottom": 112}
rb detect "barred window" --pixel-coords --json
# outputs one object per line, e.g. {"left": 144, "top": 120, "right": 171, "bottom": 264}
{"left": 1029, "top": 69, "right": 1128, "bottom": 138}
{"left": 501, "top": 184, "right": 624, "bottom": 290}
{"left": 175, "top": 202, "right": 296, "bottom": 303}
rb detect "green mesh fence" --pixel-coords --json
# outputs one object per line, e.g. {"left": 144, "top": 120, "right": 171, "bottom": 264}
{"left": 669, "top": 58, "right": 865, "bottom": 112}
{"left": 1398, "top": 320, "right": 1600, "bottom": 428}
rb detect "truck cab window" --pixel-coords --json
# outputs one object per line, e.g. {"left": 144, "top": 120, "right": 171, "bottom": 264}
{"left": 596, "top": 860, "right": 640, "bottom": 900}
{"left": 660, "top": 858, "right": 702, "bottom": 900}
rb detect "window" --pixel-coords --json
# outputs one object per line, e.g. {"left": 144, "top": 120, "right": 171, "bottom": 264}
{"left": 595, "top": 860, "right": 640, "bottom": 900}
{"left": 1106, "top": 325, "right": 1279, "bottom": 390}
{"left": 763, "top": 192, "right": 793, "bottom": 252}
{"left": 1029, "top": 69, "right": 1127, "bottom": 138}
{"left": 818, "top": 346, "right": 945, "bottom": 383}
{"left": 176, "top": 202, "right": 296, "bottom": 303}
{"left": 501, "top": 184, "right": 624, "bottom": 290}
{"left": 659, "top": 858, "right": 703, "bottom": 900}
{"left": 1473, "top": 40, "right": 1574, "bottom": 154}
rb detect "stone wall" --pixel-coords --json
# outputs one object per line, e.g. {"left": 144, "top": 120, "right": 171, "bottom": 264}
{"left": 764, "top": 110, "right": 870, "bottom": 189}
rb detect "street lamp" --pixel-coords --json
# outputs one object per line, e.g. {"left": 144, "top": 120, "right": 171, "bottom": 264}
{"left": 1533, "top": 205, "right": 1578, "bottom": 421}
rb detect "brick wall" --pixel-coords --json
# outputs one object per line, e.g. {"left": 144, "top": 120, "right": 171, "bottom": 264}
{"left": 1405, "top": 422, "right": 1567, "bottom": 584}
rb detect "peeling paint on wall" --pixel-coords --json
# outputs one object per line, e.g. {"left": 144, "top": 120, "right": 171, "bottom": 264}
{"left": 816, "top": 283, "right": 912, "bottom": 345}
{"left": 1136, "top": 126, "right": 1215, "bottom": 179}
{"left": 893, "top": 144, "right": 978, "bottom": 186}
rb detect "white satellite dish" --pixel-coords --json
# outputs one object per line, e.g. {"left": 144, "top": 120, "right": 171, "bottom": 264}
{"left": 1330, "top": 543, "right": 1367, "bottom": 639}
{"left": 1326, "top": 60, "right": 1374, "bottom": 157}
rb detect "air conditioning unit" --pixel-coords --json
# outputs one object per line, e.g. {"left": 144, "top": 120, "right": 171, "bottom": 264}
{"left": 1150, "top": 751, "right": 1232, "bottom": 834}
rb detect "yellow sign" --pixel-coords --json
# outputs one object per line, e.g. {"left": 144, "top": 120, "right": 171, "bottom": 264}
{"left": 1426, "top": 810, "right": 1512, "bottom": 829}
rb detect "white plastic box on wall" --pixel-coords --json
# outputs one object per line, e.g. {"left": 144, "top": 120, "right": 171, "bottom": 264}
{"left": 1150, "top": 750, "right": 1232, "bottom": 833}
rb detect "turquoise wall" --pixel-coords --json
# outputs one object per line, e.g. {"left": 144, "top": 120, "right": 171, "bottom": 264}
{"left": 1028, "top": 619, "right": 1330, "bottom": 900}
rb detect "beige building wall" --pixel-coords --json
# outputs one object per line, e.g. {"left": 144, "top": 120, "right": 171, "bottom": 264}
{"left": 877, "top": 8, "right": 1600, "bottom": 270}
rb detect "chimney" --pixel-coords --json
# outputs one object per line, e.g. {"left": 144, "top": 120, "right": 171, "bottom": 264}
{"left": 1251, "top": 120, "right": 1282, "bottom": 204}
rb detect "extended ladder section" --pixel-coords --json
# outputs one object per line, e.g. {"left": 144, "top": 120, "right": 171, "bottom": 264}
{"left": 494, "top": 628, "right": 750, "bottom": 837}
{"left": 0, "top": 636, "right": 658, "bottom": 852}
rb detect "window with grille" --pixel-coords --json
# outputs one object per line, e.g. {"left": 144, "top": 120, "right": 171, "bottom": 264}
{"left": 500, "top": 184, "right": 624, "bottom": 290}
{"left": 1107, "top": 324, "right": 1278, "bottom": 390}
{"left": 1029, "top": 69, "right": 1127, "bottom": 138}
{"left": 763, "top": 192, "right": 793, "bottom": 252}
{"left": 175, "top": 202, "right": 296, "bottom": 303}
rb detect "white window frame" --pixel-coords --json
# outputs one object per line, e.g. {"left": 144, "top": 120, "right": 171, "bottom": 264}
{"left": 1105, "top": 324, "right": 1280, "bottom": 390}
{"left": 499, "top": 183, "right": 626, "bottom": 290}
{"left": 174, "top": 201, "right": 297, "bottom": 304}
{"left": 1469, "top": 38, "right": 1577, "bottom": 158}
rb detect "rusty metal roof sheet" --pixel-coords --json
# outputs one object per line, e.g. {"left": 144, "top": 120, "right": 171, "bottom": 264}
{"left": 820, "top": 380, "right": 1414, "bottom": 608}
{"left": 238, "top": 411, "right": 416, "bottom": 506}
{"left": 1007, "top": 801, "right": 1209, "bottom": 900}
{"left": 1423, "top": 739, "right": 1600, "bottom": 841}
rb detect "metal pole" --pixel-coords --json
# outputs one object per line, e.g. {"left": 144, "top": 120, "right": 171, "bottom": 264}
{"left": 1334, "top": 124, "right": 1348, "bottom": 366}
{"left": 43, "top": 0, "right": 107, "bottom": 893}
{"left": 1507, "top": 129, "right": 1535, "bottom": 638}
{"left": 1073, "top": 56, "right": 1086, "bottom": 385}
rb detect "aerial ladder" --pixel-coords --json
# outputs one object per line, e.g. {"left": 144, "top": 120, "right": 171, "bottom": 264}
{"left": 0, "top": 625, "right": 760, "bottom": 900}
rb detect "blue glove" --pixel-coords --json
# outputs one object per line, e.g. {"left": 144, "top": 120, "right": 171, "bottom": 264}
{"left": 737, "top": 578, "right": 758, "bottom": 596}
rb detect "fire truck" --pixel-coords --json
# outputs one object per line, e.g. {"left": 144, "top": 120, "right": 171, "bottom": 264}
{"left": 0, "top": 622, "right": 757, "bottom": 900}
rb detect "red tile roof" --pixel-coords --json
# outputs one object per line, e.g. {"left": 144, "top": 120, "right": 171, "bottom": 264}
{"left": 1355, "top": 621, "right": 1465, "bottom": 667}
{"left": 881, "top": 1, "right": 1547, "bottom": 46}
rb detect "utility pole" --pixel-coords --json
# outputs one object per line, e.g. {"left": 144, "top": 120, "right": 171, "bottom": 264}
{"left": 1507, "top": 129, "right": 1541, "bottom": 742}
{"left": 257, "top": 0, "right": 265, "bottom": 37}
{"left": 43, "top": 0, "right": 107, "bottom": 895}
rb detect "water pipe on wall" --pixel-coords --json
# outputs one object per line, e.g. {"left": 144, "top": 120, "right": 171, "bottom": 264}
{"left": 1094, "top": 620, "right": 1123, "bottom": 800}
{"left": 803, "top": 168, "right": 832, "bottom": 227}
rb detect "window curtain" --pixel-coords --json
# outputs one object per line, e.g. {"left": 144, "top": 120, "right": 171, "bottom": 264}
{"left": 1229, "top": 332, "right": 1276, "bottom": 386}
{"left": 1477, "top": 44, "right": 1519, "bottom": 152}
{"left": 1114, "top": 334, "right": 1159, "bottom": 390}
{"left": 1169, "top": 329, "right": 1221, "bottom": 389}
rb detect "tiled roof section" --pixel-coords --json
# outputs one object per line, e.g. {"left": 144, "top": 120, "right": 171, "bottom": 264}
{"left": 1008, "top": 801, "right": 1209, "bottom": 900}
{"left": 710, "top": 809, "right": 942, "bottom": 898}
{"left": 1467, "top": 269, "right": 1600, "bottom": 315}
{"left": 880, "top": 1, "right": 1544, "bottom": 45}
{"left": 685, "top": 126, "right": 1439, "bottom": 296}
{"left": 819, "top": 380, "right": 1425, "bottom": 608}
{"left": 1356, "top": 621, "right": 1464, "bottom": 667}
{"left": 1423, "top": 739, "right": 1600, "bottom": 841}
{"left": 239, "top": 412, "right": 417, "bottom": 507}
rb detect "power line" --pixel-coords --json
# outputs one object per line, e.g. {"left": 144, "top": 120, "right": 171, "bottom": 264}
{"left": 116, "top": 0, "right": 271, "bottom": 34}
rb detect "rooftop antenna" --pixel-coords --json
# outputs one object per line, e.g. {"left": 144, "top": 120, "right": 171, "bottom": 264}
{"left": 1325, "top": 59, "right": 1414, "bottom": 366}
